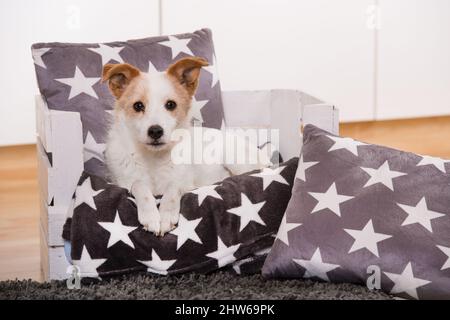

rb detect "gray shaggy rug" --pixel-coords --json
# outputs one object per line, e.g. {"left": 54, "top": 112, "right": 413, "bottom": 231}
{"left": 0, "top": 272, "right": 392, "bottom": 300}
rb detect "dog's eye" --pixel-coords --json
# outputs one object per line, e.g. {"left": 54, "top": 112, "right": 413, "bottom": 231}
{"left": 165, "top": 100, "right": 177, "bottom": 111}
{"left": 133, "top": 101, "right": 145, "bottom": 112}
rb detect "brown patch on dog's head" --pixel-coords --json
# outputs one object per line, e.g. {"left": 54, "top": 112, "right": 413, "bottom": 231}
{"left": 102, "top": 63, "right": 141, "bottom": 99}
{"left": 166, "top": 57, "right": 209, "bottom": 96}
{"left": 167, "top": 86, "right": 192, "bottom": 125}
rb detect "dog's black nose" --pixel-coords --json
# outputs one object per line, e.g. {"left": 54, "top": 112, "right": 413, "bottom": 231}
{"left": 148, "top": 125, "right": 164, "bottom": 139}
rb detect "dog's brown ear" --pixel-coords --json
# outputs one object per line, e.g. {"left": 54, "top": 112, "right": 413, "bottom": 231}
{"left": 102, "top": 63, "right": 141, "bottom": 99}
{"left": 166, "top": 57, "right": 209, "bottom": 96}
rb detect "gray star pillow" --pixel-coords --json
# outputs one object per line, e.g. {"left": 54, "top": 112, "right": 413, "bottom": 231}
{"left": 61, "top": 158, "right": 299, "bottom": 278}
{"left": 32, "top": 28, "right": 224, "bottom": 178}
{"left": 262, "top": 124, "right": 450, "bottom": 300}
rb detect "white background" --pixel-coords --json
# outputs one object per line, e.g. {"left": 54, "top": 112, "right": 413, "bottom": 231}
{"left": 0, "top": 0, "right": 449, "bottom": 146}
{"left": 0, "top": 0, "right": 160, "bottom": 146}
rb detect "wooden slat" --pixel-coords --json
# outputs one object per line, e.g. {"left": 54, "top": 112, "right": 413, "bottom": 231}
{"left": 35, "top": 95, "right": 83, "bottom": 280}
{"left": 222, "top": 90, "right": 272, "bottom": 127}
{"left": 37, "top": 134, "right": 68, "bottom": 246}
{"left": 221, "top": 90, "right": 332, "bottom": 161}
{"left": 35, "top": 95, "right": 52, "bottom": 153}
{"left": 40, "top": 226, "right": 49, "bottom": 281}
{"left": 40, "top": 225, "right": 68, "bottom": 281}
{"left": 270, "top": 90, "right": 303, "bottom": 160}
{"left": 303, "top": 104, "right": 339, "bottom": 135}
{"left": 39, "top": 198, "right": 66, "bottom": 247}
{"left": 36, "top": 139, "right": 51, "bottom": 205}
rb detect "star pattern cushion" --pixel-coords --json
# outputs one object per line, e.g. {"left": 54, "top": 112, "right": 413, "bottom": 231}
{"left": 62, "top": 158, "right": 298, "bottom": 278}
{"left": 32, "top": 28, "right": 224, "bottom": 178}
{"left": 262, "top": 124, "right": 450, "bottom": 300}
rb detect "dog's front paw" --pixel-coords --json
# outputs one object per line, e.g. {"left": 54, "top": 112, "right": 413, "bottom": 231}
{"left": 138, "top": 210, "right": 161, "bottom": 235}
{"left": 170, "top": 210, "right": 180, "bottom": 226}
{"left": 159, "top": 210, "right": 180, "bottom": 236}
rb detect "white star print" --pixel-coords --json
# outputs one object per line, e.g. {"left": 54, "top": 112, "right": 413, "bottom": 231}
{"left": 190, "top": 185, "right": 222, "bottom": 206}
{"left": 295, "top": 155, "right": 319, "bottom": 181}
{"left": 72, "top": 245, "right": 106, "bottom": 278}
{"left": 206, "top": 236, "right": 241, "bottom": 268}
{"left": 191, "top": 97, "right": 209, "bottom": 123}
{"left": 84, "top": 131, "right": 106, "bottom": 162}
{"left": 138, "top": 249, "right": 176, "bottom": 275}
{"left": 159, "top": 36, "right": 193, "bottom": 59}
{"left": 255, "top": 247, "right": 272, "bottom": 256}
{"left": 88, "top": 43, "right": 124, "bottom": 64}
{"left": 276, "top": 214, "right": 301, "bottom": 246}
{"left": 32, "top": 47, "right": 50, "bottom": 68}
{"left": 397, "top": 197, "right": 445, "bottom": 232}
{"left": 293, "top": 248, "right": 340, "bottom": 281}
{"left": 326, "top": 135, "right": 366, "bottom": 156}
{"left": 232, "top": 247, "right": 271, "bottom": 274}
{"left": 147, "top": 60, "right": 159, "bottom": 73}
{"left": 74, "top": 177, "right": 104, "bottom": 210}
{"left": 416, "top": 155, "right": 449, "bottom": 173}
{"left": 55, "top": 66, "right": 100, "bottom": 100}
{"left": 437, "top": 245, "right": 450, "bottom": 270}
{"left": 360, "top": 160, "right": 406, "bottom": 191}
{"left": 98, "top": 211, "right": 137, "bottom": 249}
{"left": 170, "top": 215, "right": 202, "bottom": 250}
{"left": 344, "top": 220, "right": 392, "bottom": 257}
{"left": 232, "top": 257, "right": 253, "bottom": 275}
{"left": 235, "top": 248, "right": 270, "bottom": 273}
{"left": 127, "top": 196, "right": 136, "bottom": 206}
{"left": 204, "top": 54, "right": 219, "bottom": 88}
{"left": 105, "top": 109, "right": 114, "bottom": 117}
{"left": 384, "top": 262, "right": 431, "bottom": 299}
{"left": 250, "top": 166, "right": 289, "bottom": 191}
{"left": 227, "top": 193, "right": 266, "bottom": 232}
{"left": 308, "top": 182, "right": 353, "bottom": 217}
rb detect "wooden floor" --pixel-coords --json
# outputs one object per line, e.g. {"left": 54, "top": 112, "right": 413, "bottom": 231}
{"left": 340, "top": 116, "right": 450, "bottom": 159}
{"left": 0, "top": 144, "right": 40, "bottom": 281}
{"left": 0, "top": 116, "right": 449, "bottom": 282}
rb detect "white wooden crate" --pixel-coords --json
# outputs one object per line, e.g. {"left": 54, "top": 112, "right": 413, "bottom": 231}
{"left": 36, "top": 95, "right": 83, "bottom": 280}
{"left": 36, "top": 90, "right": 338, "bottom": 280}
{"left": 40, "top": 225, "right": 70, "bottom": 281}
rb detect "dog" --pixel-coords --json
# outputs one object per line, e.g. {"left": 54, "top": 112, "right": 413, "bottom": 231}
{"left": 102, "top": 57, "right": 271, "bottom": 236}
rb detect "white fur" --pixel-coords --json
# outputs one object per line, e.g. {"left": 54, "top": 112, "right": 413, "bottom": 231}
{"left": 105, "top": 69, "right": 270, "bottom": 236}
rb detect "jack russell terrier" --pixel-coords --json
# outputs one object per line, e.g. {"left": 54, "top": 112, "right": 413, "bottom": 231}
{"left": 102, "top": 57, "right": 271, "bottom": 236}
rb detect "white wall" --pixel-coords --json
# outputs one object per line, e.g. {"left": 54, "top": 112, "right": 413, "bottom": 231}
{"left": 0, "top": 0, "right": 159, "bottom": 146}
{"left": 377, "top": 0, "right": 450, "bottom": 119}
{"left": 162, "top": 0, "right": 376, "bottom": 122}
{"left": 161, "top": 0, "right": 450, "bottom": 122}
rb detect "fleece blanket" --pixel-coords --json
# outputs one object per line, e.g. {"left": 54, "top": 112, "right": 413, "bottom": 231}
{"left": 62, "top": 158, "right": 298, "bottom": 278}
